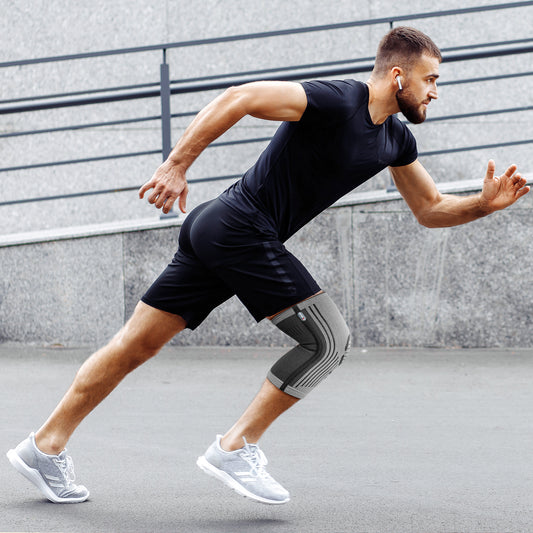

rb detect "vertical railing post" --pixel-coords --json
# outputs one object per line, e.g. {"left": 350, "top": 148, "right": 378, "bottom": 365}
{"left": 159, "top": 48, "right": 177, "bottom": 217}
{"left": 160, "top": 49, "right": 172, "bottom": 161}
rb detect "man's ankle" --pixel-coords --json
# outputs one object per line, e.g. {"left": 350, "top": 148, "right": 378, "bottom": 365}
{"left": 34, "top": 431, "right": 66, "bottom": 456}
{"left": 220, "top": 435, "right": 245, "bottom": 452}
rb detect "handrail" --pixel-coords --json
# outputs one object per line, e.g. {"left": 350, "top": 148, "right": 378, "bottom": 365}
{"left": 3, "top": 34, "right": 532, "bottom": 109}
{"left": 4, "top": 135, "right": 533, "bottom": 207}
{"left": 1, "top": 1, "right": 531, "bottom": 68}
{"left": 0, "top": 2, "right": 532, "bottom": 213}
{"left": 2, "top": 102, "right": 533, "bottom": 174}
{"left": 1, "top": 41, "right": 532, "bottom": 116}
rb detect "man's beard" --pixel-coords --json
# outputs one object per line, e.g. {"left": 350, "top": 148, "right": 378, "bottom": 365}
{"left": 396, "top": 88, "right": 428, "bottom": 124}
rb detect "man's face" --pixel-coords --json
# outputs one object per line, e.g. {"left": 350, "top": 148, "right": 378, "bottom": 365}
{"left": 396, "top": 54, "right": 440, "bottom": 124}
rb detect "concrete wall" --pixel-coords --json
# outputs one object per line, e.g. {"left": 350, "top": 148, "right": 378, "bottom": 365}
{"left": 2, "top": 189, "right": 532, "bottom": 348}
{"left": 1, "top": 1, "right": 532, "bottom": 348}
{"left": 1, "top": 0, "right": 532, "bottom": 233}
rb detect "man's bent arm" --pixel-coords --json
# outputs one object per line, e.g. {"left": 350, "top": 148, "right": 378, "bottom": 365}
{"left": 139, "top": 81, "right": 308, "bottom": 214}
{"left": 390, "top": 159, "right": 529, "bottom": 228}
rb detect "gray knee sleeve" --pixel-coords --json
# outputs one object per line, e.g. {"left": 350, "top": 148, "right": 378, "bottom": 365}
{"left": 267, "top": 292, "right": 351, "bottom": 399}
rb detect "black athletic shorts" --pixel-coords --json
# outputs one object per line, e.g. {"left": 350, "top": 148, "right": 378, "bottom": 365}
{"left": 141, "top": 198, "right": 321, "bottom": 329}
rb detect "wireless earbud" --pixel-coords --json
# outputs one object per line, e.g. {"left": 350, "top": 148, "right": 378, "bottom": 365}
{"left": 396, "top": 75, "right": 403, "bottom": 91}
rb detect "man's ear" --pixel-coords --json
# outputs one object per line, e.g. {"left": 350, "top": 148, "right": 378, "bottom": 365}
{"left": 391, "top": 66, "right": 403, "bottom": 90}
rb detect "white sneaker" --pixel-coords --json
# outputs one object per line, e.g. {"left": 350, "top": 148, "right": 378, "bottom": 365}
{"left": 7, "top": 433, "right": 89, "bottom": 503}
{"left": 197, "top": 435, "right": 290, "bottom": 505}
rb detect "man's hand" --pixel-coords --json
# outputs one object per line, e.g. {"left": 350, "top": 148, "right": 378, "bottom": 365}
{"left": 139, "top": 160, "right": 189, "bottom": 214}
{"left": 480, "top": 160, "right": 529, "bottom": 214}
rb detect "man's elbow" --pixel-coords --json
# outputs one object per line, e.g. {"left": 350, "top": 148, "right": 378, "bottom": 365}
{"left": 217, "top": 85, "right": 250, "bottom": 119}
{"left": 412, "top": 193, "right": 446, "bottom": 228}
{"left": 414, "top": 209, "right": 441, "bottom": 228}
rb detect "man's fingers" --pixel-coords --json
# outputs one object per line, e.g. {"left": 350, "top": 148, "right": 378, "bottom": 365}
{"left": 149, "top": 187, "right": 164, "bottom": 205}
{"left": 513, "top": 172, "right": 524, "bottom": 185}
{"left": 138, "top": 180, "right": 154, "bottom": 199}
{"left": 155, "top": 191, "right": 176, "bottom": 210}
{"left": 139, "top": 163, "right": 188, "bottom": 213}
{"left": 516, "top": 185, "right": 530, "bottom": 199}
{"left": 178, "top": 186, "right": 188, "bottom": 214}
{"left": 484, "top": 159, "right": 496, "bottom": 180}
{"left": 161, "top": 196, "right": 177, "bottom": 214}
{"left": 502, "top": 163, "right": 518, "bottom": 180}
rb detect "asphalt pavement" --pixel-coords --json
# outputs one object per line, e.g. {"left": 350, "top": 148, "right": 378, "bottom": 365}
{"left": 1, "top": 344, "right": 532, "bottom": 533}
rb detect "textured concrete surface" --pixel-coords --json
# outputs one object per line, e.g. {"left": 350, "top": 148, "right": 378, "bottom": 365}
{"left": 1, "top": 344, "right": 533, "bottom": 532}
{"left": 0, "top": 234, "right": 124, "bottom": 346}
{"left": 1, "top": 194, "right": 532, "bottom": 348}
{"left": 1, "top": 2, "right": 533, "bottom": 349}
{"left": 0, "top": 0, "right": 532, "bottom": 233}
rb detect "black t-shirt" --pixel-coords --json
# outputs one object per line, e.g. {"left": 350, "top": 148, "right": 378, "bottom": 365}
{"left": 219, "top": 79, "right": 418, "bottom": 242}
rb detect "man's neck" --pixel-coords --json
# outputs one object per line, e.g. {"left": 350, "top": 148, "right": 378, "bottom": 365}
{"left": 365, "top": 78, "right": 399, "bottom": 125}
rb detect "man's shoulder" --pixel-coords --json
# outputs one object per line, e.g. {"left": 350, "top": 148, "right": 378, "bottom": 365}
{"left": 301, "top": 79, "right": 366, "bottom": 123}
{"left": 386, "top": 116, "right": 418, "bottom": 166}
{"left": 302, "top": 78, "right": 365, "bottom": 97}
{"left": 387, "top": 114, "right": 415, "bottom": 137}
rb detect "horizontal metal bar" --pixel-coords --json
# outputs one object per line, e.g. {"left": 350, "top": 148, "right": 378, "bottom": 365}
{"left": 441, "top": 36, "right": 533, "bottom": 53}
{"left": 439, "top": 71, "right": 533, "bottom": 86}
{"left": 166, "top": 44, "right": 533, "bottom": 94}
{"left": 0, "top": 150, "right": 161, "bottom": 173}
{"left": 443, "top": 44, "right": 533, "bottom": 63}
{"left": 169, "top": 36, "right": 533, "bottom": 86}
{"left": 2, "top": 108, "right": 530, "bottom": 171}
{"left": 421, "top": 105, "right": 533, "bottom": 123}
{"left": 2, "top": 139, "right": 531, "bottom": 207}
{"left": 0, "top": 186, "right": 142, "bottom": 207}
{"left": 0, "top": 136, "right": 271, "bottom": 172}
{"left": 420, "top": 138, "right": 533, "bottom": 157}
{"left": 2, "top": 42, "right": 532, "bottom": 116}
{"left": 170, "top": 56, "right": 376, "bottom": 86}
{"left": 0, "top": 89, "right": 162, "bottom": 114}
{"left": 2, "top": 2, "right": 532, "bottom": 68}
{"left": 2, "top": 73, "right": 531, "bottom": 139}
{"left": 4, "top": 36, "right": 532, "bottom": 110}
{"left": 4, "top": 37, "right": 531, "bottom": 111}
{"left": 0, "top": 82, "right": 160, "bottom": 106}
{"left": 0, "top": 176, "right": 242, "bottom": 207}
{"left": 0, "top": 110, "right": 197, "bottom": 139}
{"left": 0, "top": 115, "right": 161, "bottom": 139}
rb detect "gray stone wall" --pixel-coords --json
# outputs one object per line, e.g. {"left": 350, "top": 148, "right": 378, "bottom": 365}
{"left": 1, "top": 1, "right": 532, "bottom": 348}
{"left": 1, "top": 192, "right": 532, "bottom": 348}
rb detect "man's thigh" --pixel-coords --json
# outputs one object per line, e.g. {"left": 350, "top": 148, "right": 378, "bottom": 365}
{"left": 141, "top": 249, "right": 234, "bottom": 330}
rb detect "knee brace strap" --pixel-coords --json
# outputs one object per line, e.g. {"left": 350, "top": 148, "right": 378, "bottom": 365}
{"left": 267, "top": 292, "right": 351, "bottom": 399}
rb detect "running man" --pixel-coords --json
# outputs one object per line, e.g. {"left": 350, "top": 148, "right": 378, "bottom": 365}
{"left": 7, "top": 27, "right": 529, "bottom": 505}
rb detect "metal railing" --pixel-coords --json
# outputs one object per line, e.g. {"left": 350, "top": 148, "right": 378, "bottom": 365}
{"left": 1, "top": 1, "right": 532, "bottom": 212}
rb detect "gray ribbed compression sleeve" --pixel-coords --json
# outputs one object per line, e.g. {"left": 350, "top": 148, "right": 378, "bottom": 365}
{"left": 267, "top": 292, "right": 351, "bottom": 399}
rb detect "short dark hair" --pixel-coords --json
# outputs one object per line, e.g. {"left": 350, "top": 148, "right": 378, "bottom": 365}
{"left": 373, "top": 26, "right": 442, "bottom": 76}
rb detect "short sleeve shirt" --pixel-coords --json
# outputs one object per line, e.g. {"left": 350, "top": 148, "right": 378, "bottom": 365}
{"left": 219, "top": 79, "right": 418, "bottom": 242}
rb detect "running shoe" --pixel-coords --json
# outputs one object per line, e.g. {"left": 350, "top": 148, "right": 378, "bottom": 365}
{"left": 197, "top": 434, "right": 290, "bottom": 505}
{"left": 7, "top": 432, "right": 89, "bottom": 503}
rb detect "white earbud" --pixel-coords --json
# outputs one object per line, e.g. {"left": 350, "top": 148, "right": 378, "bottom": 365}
{"left": 396, "top": 75, "right": 403, "bottom": 91}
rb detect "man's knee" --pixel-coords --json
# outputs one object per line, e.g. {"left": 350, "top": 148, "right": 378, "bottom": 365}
{"left": 127, "top": 302, "right": 185, "bottom": 345}
{"left": 108, "top": 303, "right": 186, "bottom": 371}
{"left": 267, "top": 292, "right": 350, "bottom": 399}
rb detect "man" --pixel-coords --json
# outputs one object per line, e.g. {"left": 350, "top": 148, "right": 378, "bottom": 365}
{"left": 7, "top": 27, "right": 529, "bottom": 505}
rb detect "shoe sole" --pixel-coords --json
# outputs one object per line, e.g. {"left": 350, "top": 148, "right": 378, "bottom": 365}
{"left": 196, "top": 455, "right": 290, "bottom": 505}
{"left": 6, "top": 449, "right": 89, "bottom": 504}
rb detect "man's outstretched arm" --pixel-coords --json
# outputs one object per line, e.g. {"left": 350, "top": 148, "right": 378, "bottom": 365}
{"left": 390, "top": 159, "right": 530, "bottom": 228}
{"left": 139, "top": 81, "right": 308, "bottom": 214}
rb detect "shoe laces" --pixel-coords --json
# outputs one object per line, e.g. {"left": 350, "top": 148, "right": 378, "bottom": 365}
{"left": 53, "top": 454, "right": 76, "bottom": 485}
{"left": 240, "top": 437, "right": 270, "bottom": 480}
